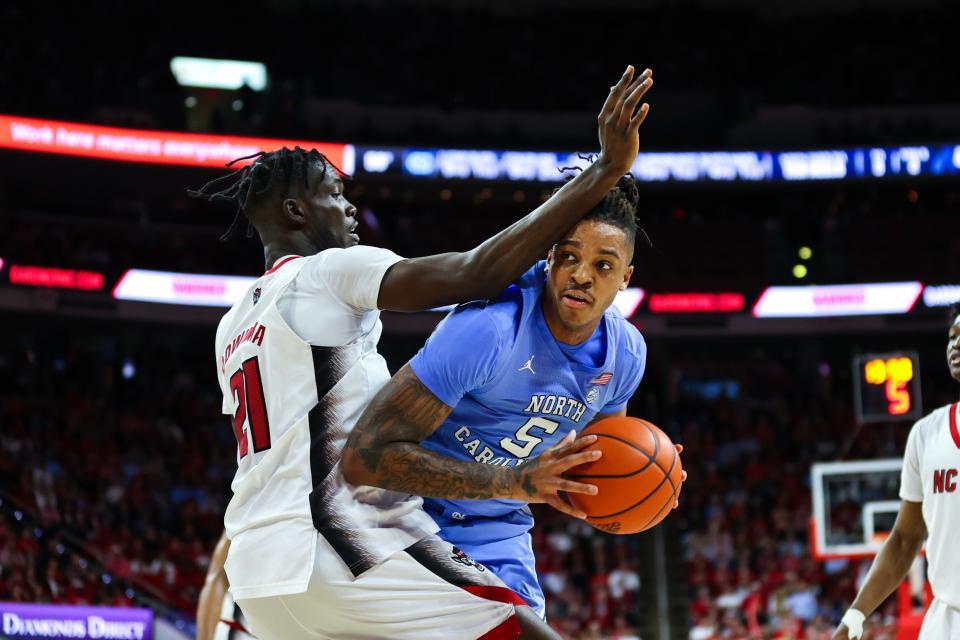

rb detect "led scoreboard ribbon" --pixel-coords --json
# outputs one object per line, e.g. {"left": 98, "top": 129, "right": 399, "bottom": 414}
{"left": 352, "top": 144, "right": 960, "bottom": 183}
{"left": 853, "top": 352, "right": 923, "bottom": 424}
{"left": 3, "top": 114, "right": 959, "bottom": 182}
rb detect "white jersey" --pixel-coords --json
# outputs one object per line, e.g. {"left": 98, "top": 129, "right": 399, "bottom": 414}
{"left": 216, "top": 247, "right": 439, "bottom": 601}
{"left": 900, "top": 401, "right": 960, "bottom": 609}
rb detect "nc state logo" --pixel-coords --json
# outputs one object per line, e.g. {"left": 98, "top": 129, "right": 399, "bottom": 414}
{"left": 451, "top": 546, "right": 485, "bottom": 573}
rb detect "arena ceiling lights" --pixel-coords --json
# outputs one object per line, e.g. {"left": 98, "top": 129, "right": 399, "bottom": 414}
{"left": 170, "top": 56, "right": 268, "bottom": 91}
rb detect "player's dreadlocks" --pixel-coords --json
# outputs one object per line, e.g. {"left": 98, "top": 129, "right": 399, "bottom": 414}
{"left": 186, "top": 146, "right": 341, "bottom": 241}
{"left": 556, "top": 157, "right": 650, "bottom": 251}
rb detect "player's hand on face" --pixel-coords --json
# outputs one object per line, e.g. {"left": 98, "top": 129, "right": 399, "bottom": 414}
{"left": 513, "top": 429, "right": 600, "bottom": 519}
{"left": 597, "top": 65, "right": 653, "bottom": 175}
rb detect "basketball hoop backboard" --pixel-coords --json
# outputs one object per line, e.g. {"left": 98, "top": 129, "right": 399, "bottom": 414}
{"left": 810, "top": 459, "right": 903, "bottom": 559}
{"left": 811, "top": 461, "right": 931, "bottom": 639}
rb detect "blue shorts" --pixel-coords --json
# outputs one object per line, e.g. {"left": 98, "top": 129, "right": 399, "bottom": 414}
{"left": 425, "top": 507, "right": 545, "bottom": 618}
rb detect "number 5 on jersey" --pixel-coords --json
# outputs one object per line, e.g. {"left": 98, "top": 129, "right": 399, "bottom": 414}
{"left": 229, "top": 356, "right": 271, "bottom": 458}
{"left": 500, "top": 417, "right": 560, "bottom": 459}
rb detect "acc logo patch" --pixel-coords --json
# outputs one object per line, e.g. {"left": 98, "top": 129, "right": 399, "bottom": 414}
{"left": 586, "top": 387, "right": 600, "bottom": 404}
{"left": 252, "top": 287, "right": 262, "bottom": 305}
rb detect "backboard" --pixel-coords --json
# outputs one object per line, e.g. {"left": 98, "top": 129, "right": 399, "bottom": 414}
{"left": 810, "top": 458, "right": 904, "bottom": 559}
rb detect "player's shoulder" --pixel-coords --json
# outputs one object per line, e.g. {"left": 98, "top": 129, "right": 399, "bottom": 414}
{"left": 912, "top": 402, "right": 956, "bottom": 435}
{"left": 300, "top": 245, "right": 400, "bottom": 272}
{"left": 604, "top": 304, "right": 646, "bottom": 360}
{"left": 906, "top": 403, "right": 956, "bottom": 453}
{"left": 440, "top": 261, "right": 540, "bottom": 348}
{"left": 445, "top": 287, "right": 523, "bottom": 349}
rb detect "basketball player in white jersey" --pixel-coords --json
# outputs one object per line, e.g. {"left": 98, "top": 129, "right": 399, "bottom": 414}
{"left": 188, "top": 65, "right": 654, "bottom": 640}
{"left": 834, "top": 304, "right": 960, "bottom": 640}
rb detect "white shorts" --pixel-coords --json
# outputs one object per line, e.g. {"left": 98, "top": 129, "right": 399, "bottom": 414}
{"left": 919, "top": 598, "right": 960, "bottom": 640}
{"left": 214, "top": 591, "right": 255, "bottom": 640}
{"left": 235, "top": 534, "right": 524, "bottom": 640}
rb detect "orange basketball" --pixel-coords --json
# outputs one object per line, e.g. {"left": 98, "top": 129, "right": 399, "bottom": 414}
{"left": 565, "top": 416, "right": 683, "bottom": 535}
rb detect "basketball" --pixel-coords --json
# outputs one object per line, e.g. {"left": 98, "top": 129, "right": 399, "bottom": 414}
{"left": 565, "top": 416, "right": 683, "bottom": 535}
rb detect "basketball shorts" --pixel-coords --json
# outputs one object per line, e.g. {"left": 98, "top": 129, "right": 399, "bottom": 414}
{"left": 235, "top": 533, "right": 525, "bottom": 640}
{"left": 431, "top": 514, "right": 545, "bottom": 618}
{"left": 214, "top": 592, "right": 255, "bottom": 640}
{"left": 919, "top": 598, "right": 960, "bottom": 640}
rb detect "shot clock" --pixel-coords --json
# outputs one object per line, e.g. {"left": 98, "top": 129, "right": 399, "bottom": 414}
{"left": 853, "top": 352, "right": 922, "bottom": 424}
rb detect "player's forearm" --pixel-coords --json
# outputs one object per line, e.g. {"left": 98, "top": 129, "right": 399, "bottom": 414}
{"left": 343, "top": 364, "right": 521, "bottom": 500}
{"left": 196, "top": 533, "right": 230, "bottom": 640}
{"left": 348, "top": 441, "right": 522, "bottom": 500}
{"left": 849, "top": 529, "right": 924, "bottom": 616}
{"left": 457, "top": 159, "right": 623, "bottom": 299}
{"left": 196, "top": 570, "right": 228, "bottom": 640}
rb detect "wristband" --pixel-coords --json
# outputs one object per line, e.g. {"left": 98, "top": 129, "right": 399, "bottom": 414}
{"left": 841, "top": 609, "right": 866, "bottom": 639}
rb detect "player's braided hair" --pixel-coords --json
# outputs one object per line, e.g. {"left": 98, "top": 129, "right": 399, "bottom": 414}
{"left": 556, "top": 158, "right": 650, "bottom": 250}
{"left": 186, "top": 146, "right": 341, "bottom": 241}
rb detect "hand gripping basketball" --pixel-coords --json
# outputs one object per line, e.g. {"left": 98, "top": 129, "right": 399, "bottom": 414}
{"left": 564, "top": 417, "right": 685, "bottom": 534}
{"left": 512, "top": 430, "right": 602, "bottom": 519}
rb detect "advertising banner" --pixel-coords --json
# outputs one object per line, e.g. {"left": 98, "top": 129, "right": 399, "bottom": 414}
{"left": 0, "top": 602, "right": 153, "bottom": 640}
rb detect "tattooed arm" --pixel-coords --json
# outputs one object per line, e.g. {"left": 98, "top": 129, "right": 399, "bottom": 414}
{"left": 341, "top": 364, "right": 601, "bottom": 517}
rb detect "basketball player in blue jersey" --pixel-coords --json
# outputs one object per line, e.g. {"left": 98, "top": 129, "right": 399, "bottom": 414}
{"left": 344, "top": 171, "right": 684, "bottom": 617}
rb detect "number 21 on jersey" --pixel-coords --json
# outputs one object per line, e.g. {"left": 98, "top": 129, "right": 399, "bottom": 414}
{"left": 229, "top": 356, "right": 272, "bottom": 458}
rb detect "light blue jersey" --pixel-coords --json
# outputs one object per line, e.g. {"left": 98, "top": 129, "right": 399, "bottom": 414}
{"left": 409, "top": 262, "right": 647, "bottom": 615}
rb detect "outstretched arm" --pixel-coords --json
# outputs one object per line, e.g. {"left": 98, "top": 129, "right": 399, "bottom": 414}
{"left": 377, "top": 66, "right": 653, "bottom": 311}
{"left": 341, "top": 364, "right": 601, "bottom": 518}
{"left": 831, "top": 500, "right": 926, "bottom": 640}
